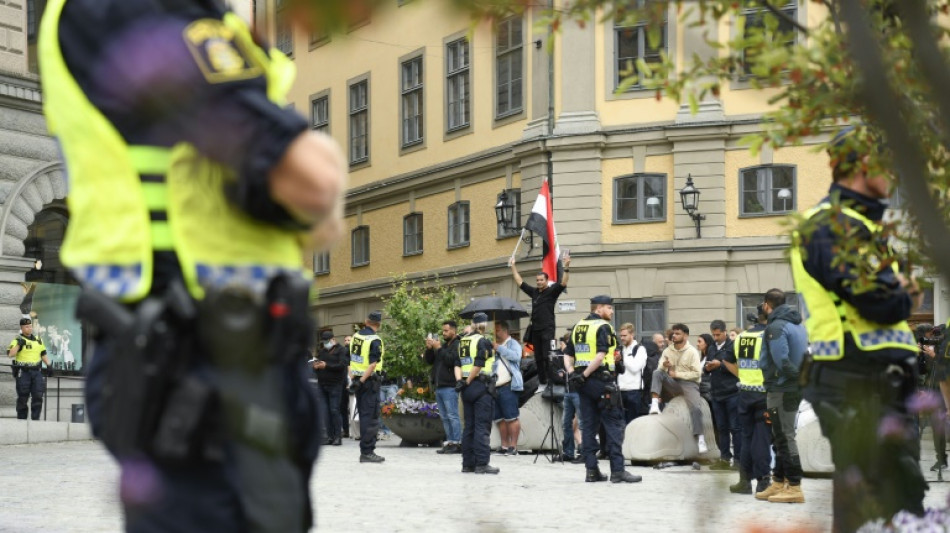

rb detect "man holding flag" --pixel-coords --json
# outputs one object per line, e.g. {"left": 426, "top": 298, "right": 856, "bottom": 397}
{"left": 509, "top": 179, "right": 570, "bottom": 384}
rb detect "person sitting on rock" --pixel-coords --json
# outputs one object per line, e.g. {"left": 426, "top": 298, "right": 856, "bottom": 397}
{"left": 648, "top": 323, "right": 708, "bottom": 453}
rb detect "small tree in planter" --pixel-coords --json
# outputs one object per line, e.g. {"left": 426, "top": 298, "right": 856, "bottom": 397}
{"left": 379, "top": 275, "right": 468, "bottom": 398}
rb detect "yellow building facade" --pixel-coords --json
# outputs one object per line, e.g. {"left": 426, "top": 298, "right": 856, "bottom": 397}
{"left": 259, "top": 1, "right": 850, "bottom": 339}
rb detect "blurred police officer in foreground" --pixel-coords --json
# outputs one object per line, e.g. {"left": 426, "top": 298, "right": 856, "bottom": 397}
{"left": 8, "top": 318, "right": 52, "bottom": 420}
{"left": 456, "top": 313, "right": 499, "bottom": 474}
{"left": 794, "top": 127, "right": 925, "bottom": 531}
{"left": 39, "top": 0, "right": 345, "bottom": 530}
{"left": 725, "top": 304, "right": 772, "bottom": 495}
{"left": 565, "top": 295, "right": 641, "bottom": 483}
{"left": 350, "top": 311, "right": 386, "bottom": 463}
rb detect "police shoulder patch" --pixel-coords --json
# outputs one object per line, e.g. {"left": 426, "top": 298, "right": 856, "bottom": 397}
{"left": 183, "top": 19, "right": 264, "bottom": 84}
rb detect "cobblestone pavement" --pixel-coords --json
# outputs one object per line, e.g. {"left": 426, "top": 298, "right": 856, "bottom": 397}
{"left": 2, "top": 438, "right": 949, "bottom": 533}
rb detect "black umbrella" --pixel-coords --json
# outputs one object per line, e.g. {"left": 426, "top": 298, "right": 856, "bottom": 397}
{"left": 459, "top": 297, "right": 529, "bottom": 321}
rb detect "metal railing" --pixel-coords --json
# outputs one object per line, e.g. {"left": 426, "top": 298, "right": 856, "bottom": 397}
{"left": 0, "top": 362, "right": 85, "bottom": 422}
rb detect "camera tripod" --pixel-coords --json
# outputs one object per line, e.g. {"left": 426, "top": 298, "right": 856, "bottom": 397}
{"left": 534, "top": 363, "right": 565, "bottom": 464}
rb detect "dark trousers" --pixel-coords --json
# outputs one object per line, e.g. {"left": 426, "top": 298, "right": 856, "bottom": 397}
{"left": 85, "top": 341, "right": 320, "bottom": 532}
{"left": 737, "top": 391, "right": 771, "bottom": 480}
{"left": 461, "top": 379, "right": 493, "bottom": 467}
{"left": 356, "top": 379, "right": 381, "bottom": 455}
{"left": 711, "top": 394, "right": 741, "bottom": 461}
{"left": 578, "top": 378, "right": 625, "bottom": 473}
{"left": 621, "top": 390, "right": 642, "bottom": 425}
{"left": 318, "top": 382, "right": 343, "bottom": 440}
{"left": 805, "top": 355, "right": 926, "bottom": 533}
{"left": 532, "top": 327, "right": 555, "bottom": 384}
{"left": 340, "top": 389, "right": 351, "bottom": 436}
{"left": 15, "top": 368, "right": 45, "bottom": 420}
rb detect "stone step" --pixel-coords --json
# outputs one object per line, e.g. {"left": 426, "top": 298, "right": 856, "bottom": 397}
{"left": 0, "top": 418, "right": 93, "bottom": 445}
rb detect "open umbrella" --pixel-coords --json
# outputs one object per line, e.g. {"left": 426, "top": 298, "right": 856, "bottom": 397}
{"left": 459, "top": 297, "right": 529, "bottom": 321}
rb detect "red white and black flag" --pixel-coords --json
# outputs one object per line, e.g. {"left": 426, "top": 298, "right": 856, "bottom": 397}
{"left": 522, "top": 179, "right": 562, "bottom": 283}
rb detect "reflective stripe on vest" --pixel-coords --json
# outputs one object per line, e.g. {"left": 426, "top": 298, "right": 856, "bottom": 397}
{"left": 459, "top": 334, "right": 494, "bottom": 378}
{"left": 735, "top": 329, "right": 765, "bottom": 392}
{"left": 790, "top": 203, "right": 917, "bottom": 361}
{"left": 40, "top": 2, "right": 307, "bottom": 302}
{"left": 10, "top": 335, "right": 46, "bottom": 365}
{"left": 571, "top": 319, "right": 617, "bottom": 372}
{"left": 350, "top": 332, "right": 384, "bottom": 375}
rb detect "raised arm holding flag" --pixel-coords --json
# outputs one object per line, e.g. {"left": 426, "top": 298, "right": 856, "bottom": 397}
{"left": 509, "top": 179, "right": 570, "bottom": 384}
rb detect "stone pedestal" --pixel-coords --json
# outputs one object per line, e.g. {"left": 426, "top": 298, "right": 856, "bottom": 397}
{"left": 623, "top": 396, "right": 719, "bottom": 461}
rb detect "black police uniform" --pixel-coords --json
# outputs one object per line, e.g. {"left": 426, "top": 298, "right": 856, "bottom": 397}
{"left": 353, "top": 326, "right": 383, "bottom": 459}
{"left": 566, "top": 315, "right": 636, "bottom": 481}
{"left": 457, "top": 332, "right": 496, "bottom": 472}
{"left": 56, "top": 1, "right": 320, "bottom": 531}
{"left": 801, "top": 184, "right": 926, "bottom": 532}
{"left": 11, "top": 333, "right": 48, "bottom": 420}
{"left": 730, "top": 323, "right": 771, "bottom": 490}
{"left": 315, "top": 339, "right": 349, "bottom": 445}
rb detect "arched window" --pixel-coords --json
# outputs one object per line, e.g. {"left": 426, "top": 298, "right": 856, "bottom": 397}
{"left": 24, "top": 202, "right": 76, "bottom": 285}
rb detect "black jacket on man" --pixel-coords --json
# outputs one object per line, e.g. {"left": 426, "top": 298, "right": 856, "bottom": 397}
{"left": 708, "top": 339, "right": 738, "bottom": 401}
{"left": 425, "top": 336, "right": 461, "bottom": 388}
{"left": 315, "top": 343, "right": 349, "bottom": 386}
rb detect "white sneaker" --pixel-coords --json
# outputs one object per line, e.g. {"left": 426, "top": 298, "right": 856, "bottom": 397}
{"left": 648, "top": 402, "right": 661, "bottom": 415}
{"left": 697, "top": 435, "right": 708, "bottom": 454}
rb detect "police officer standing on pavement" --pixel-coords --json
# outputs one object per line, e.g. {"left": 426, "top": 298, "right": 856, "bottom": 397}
{"left": 456, "top": 313, "right": 499, "bottom": 474}
{"left": 8, "top": 318, "right": 52, "bottom": 420}
{"left": 40, "top": 1, "right": 345, "bottom": 530}
{"left": 724, "top": 304, "right": 772, "bottom": 495}
{"left": 565, "top": 295, "right": 641, "bottom": 483}
{"left": 350, "top": 311, "right": 386, "bottom": 463}
{"left": 794, "top": 127, "right": 926, "bottom": 531}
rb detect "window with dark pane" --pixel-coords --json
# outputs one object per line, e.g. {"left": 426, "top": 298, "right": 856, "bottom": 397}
{"left": 446, "top": 38, "right": 471, "bottom": 131}
{"left": 495, "top": 17, "right": 524, "bottom": 118}
{"left": 615, "top": 4, "right": 667, "bottom": 89}
{"left": 403, "top": 213, "right": 424, "bottom": 256}
{"left": 740, "top": 165, "right": 796, "bottom": 216}
{"left": 741, "top": 2, "right": 797, "bottom": 76}
{"left": 614, "top": 174, "right": 666, "bottom": 222}
{"left": 351, "top": 226, "right": 370, "bottom": 266}
{"left": 401, "top": 56, "right": 424, "bottom": 147}
{"left": 349, "top": 80, "right": 369, "bottom": 164}
{"left": 448, "top": 202, "right": 470, "bottom": 248}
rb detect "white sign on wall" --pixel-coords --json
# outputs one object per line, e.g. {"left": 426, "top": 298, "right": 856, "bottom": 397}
{"left": 558, "top": 301, "right": 576, "bottom": 313}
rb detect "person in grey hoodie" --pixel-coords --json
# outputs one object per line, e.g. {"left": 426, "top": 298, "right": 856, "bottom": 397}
{"left": 758, "top": 288, "right": 808, "bottom": 504}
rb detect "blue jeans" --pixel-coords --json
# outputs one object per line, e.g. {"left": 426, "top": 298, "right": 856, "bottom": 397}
{"left": 621, "top": 390, "right": 642, "bottom": 425}
{"left": 711, "top": 394, "right": 742, "bottom": 461}
{"left": 562, "top": 391, "right": 582, "bottom": 457}
{"left": 378, "top": 384, "right": 398, "bottom": 434}
{"left": 435, "top": 386, "right": 462, "bottom": 443}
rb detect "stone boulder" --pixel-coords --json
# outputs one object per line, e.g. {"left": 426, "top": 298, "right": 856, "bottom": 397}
{"left": 491, "top": 391, "right": 563, "bottom": 451}
{"left": 796, "top": 400, "right": 834, "bottom": 474}
{"left": 623, "top": 396, "right": 719, "bottom": 462}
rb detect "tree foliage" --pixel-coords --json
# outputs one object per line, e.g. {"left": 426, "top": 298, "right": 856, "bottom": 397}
{"left": 378, "top": 275, "right": 468, "bottom": 383}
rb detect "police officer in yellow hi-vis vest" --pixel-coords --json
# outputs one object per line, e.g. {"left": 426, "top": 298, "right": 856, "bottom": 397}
{"left": 39, "top": 0, "right": 345, "bottom": 531}
{"left": 455, "top": 312, "right": 500, "bottom": 474}
{"left": 350, "top": 310, "right": 386, "bottom": 464}
{"left": 564, "top": 295, "right": 641, "bottom": 483}
{"left": 723, "top": 304, "right": 772, "bottom": 496}
{"left": 796, "top": 127, "right": 925, "bottom": 532}
{"left": 8, "top": 318, "right": 52, "bottom": 420}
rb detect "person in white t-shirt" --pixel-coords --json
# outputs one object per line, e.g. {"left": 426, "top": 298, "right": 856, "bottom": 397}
{"left": 617, "top": 323, "right": 647, "bottom": 424}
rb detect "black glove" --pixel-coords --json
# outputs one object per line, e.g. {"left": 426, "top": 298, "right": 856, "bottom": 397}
{"left": 45, "top": 366, "right": 54, "bottom": 378}
{"left": 347, "top": 380, "right": 361, "bottom": 394}
{"left": 569, "top": 371, "right": 586, "bottom": 388}
{"left": 455, "top": 379, "right": 467, "bottom": 393}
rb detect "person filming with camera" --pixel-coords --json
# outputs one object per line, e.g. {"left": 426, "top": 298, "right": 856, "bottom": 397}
{"left": 423, "top": 321, "right": 463, "bottom": 455}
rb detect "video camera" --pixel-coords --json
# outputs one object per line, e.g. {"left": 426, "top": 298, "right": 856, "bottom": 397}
{"left": 915, "top": 323, "right": 945, "bottom": 347}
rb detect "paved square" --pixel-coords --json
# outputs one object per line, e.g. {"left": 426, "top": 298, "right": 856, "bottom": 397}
{"left": 1, "top": 438, "right": 948, "bottom": 532}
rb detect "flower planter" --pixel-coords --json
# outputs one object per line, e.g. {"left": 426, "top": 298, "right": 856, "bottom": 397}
{"left": 385, "top": 412, "right": 445, "bottom": 446}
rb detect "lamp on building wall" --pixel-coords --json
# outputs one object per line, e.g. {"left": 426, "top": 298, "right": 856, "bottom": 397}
{"left": 495, "top": 190, "right": 515, "bottom": 230}
{"left": 679, "top": 175, "right": 705, "bottom": 238}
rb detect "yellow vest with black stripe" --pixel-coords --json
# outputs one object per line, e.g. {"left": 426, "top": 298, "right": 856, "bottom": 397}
{"left": 9, "top": 335, "right": 46, "bottom": 365}
{"left": 735, "top": 328, "right": 765, "bottom": 392}
{"left": 350, "top": 332, "right": 385, "bottom": 376}
{"left": 790, "top": 203, "right": 916, "bottom": 361}
{"left": 39, "top": 1, "right": 306, "bottom": 302}
{"left": 571, "top": 319, "right": 617, "bottom": 372}
{"left": 459, "top": 334, "right": 494, "bottom": 378}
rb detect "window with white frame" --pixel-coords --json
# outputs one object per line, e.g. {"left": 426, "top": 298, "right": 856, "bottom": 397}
{"left": 614, "top": 174, "right": 666, "bottom": 223}
{"left": 447, "top": 201, "right": 470, "bottom": 248}
{"left": 311, "top": 95, "right": 329, "bottom": 133}
{"left": 403, "top": 213, "right": 423, "bottom": 256}
{"left": 401, "top": 56, "right": 424, "bottom": 147}
{"left": 275, "top": 0, "right": 293, "bottom": 56}
{"left": 495, "top": 17, "right": 524, "bottom": 118}
{"left": 740, "top": 165, "right": 796, "bottom": 216}
{"left": 349, "top": 79, "right": 369, "bottom": 165}
{"left": 351, "top": 226, "right": 370, "bottom": 267}
{"left": 615, "top": 6, "right": 667, "bottom": 89}
{"left": 736, "top": 293, "right": 800, "bottom": 329}
{"left": 741, "top": 2, "right": 797, "bottom": 76}
{"left": 614, "top": 300, "right": 666, "bottom": 344}
{"left": 314, "top": 251, "right": 330, "bottom": 275}
{"left": 446, "top": 38, "right": 471, "bottom": 132}
{"left": 496, "top": 189, "right": 521, "bottom": 238}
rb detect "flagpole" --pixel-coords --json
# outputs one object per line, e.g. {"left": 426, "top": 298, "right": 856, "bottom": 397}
{"left": 509, "top": 228, "right": 527, "bottom": 264}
